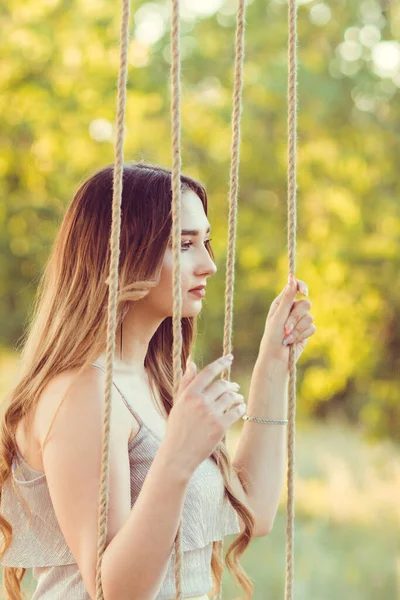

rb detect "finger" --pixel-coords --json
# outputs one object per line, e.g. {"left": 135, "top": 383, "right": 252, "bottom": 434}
{"left": 295, "top": 338, "right": 309, "bottom": 360}
{"left": 268, "top": 286, "right": 287, "bottom": 317}
{"left": 285, "top": 303, "right": 313, "bottom": 334}
{"left": 274, "top": 286, "right": 288, "bottom": 304}
{"left": 285, "top": 322, "right": 316, "bottom": 345}
{"left": 275, "top": 277, "right": 308, "bottom": 303}
{"left": 187, "top": 354, "right": 234, "bottom": 394}
{"left": 204, "top": 378, "right": 240, "bottom": 399}
{"left": 285, "top": 316, "right": 314, "bottom": 342}
{"left": 220, "top": 401, "right": 247, "bottom": 428}
{"left": 180, "top": 356, "right": 198, "bottom": 390}
{"left": 219, "top": 393, "right": 244, "bottom": 414}
{"left": 275, "top": 274, "right": 299, "bottom": 321}
{"left": 294, "top": 325, "right": 316, "bottom": 344}
{"left": 284, "top": 324, "right": 316, "bottom": 346}
{"left": 295, "top": 279, "right": 309, "bottom": 297}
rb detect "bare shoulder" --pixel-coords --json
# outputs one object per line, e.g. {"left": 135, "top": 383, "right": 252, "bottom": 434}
{"left": 33, "top": 365, "right": 133, "bottom": 465}
{"left": 33, "top": 364, "right": 134, "bottom": 600}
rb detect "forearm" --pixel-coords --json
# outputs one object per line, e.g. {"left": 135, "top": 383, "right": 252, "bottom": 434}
{"left": 232, "top": 348, "right": 289, "bottom": 532}
{"left": 101, "top": 445, "right": 192, "bottom": 600}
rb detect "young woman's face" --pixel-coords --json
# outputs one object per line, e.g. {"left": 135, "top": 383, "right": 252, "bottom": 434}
{"left": 147, "top": 188, "right": 217, "bottom": 318}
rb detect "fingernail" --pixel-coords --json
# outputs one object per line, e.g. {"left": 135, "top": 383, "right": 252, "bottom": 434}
{"left": 302, "top": 286, "right": 309, "bottom": 297}
{"left": 286, "top": 322, "right": 294, "bottom": 334}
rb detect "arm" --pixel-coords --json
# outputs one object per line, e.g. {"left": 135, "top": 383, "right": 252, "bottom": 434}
{"left": 232, "top": 348, "right": 289, "bottom": 533}
{"left": 232, "top": 274, "right": 314, "bottom": 532}
{"left": 40, "top": 366, "right": 192, "bottom": 600}
{"left": 101, "top": 445, "right": 191, "bottom": 600}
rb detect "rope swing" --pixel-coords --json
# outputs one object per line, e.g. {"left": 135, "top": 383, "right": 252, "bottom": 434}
{"left": 94, "top": 0, "right": 298, "bottom": 597}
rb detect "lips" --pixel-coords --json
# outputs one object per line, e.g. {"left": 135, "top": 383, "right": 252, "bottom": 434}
{"left": 189, "top": 288, "right": 205, "bottom": 297}
{"left": 189, "top": 285, "right": 206, "bottom": 291}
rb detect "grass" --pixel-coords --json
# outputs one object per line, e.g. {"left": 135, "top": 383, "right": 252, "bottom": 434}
{"left": 220, "top": 416, "right": 400, "bottom": 600}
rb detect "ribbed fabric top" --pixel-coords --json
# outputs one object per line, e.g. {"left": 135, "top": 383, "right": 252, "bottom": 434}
{"left": 0, "top": 362, "right": 240, "bottom": 599}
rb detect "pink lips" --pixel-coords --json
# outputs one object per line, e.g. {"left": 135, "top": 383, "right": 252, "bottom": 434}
{"left": 189, "top": 288, "right": 205, "bottom": 297}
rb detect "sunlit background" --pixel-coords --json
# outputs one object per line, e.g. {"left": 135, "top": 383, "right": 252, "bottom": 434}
{"left": 1, "top": 0, "right": 400, "bottom": 598}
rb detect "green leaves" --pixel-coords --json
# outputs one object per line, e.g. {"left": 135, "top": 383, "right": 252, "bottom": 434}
{"left": 1, "top": 0, "right": 399, "bottom": 440}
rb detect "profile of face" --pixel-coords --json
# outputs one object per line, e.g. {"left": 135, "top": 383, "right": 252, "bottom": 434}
{"left": 146, "top": 188, "right": 217, "bottom": 318}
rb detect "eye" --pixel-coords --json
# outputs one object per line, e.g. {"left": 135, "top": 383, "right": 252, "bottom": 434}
{"left": 181, "top": 238, "right": 213, "bottom": 252}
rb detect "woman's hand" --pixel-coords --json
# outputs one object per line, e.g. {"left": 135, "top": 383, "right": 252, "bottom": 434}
{"left": 260, "top": 273, "right": 316, "bottom": 367}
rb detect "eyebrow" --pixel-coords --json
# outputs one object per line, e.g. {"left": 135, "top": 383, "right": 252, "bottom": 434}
{"left": 181, "top": 225, "right": 211, "bottom": 236}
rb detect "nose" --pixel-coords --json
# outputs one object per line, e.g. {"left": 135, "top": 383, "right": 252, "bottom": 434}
{"left": 196, "top": 248, "right": 217, "bottom": 278}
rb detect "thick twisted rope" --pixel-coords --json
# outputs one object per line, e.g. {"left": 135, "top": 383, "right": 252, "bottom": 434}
{"left": 285, "top": 0, "right": 298, "bottom": 598}
{"left": 170, "top": 0, "right": 185, "bottom": 597}
{"left": 221, "top": 0, "right": 246, "bottom": 380}
{"left": 95, "top": 0, "right": 130, "bottom": 597}
{"left": 217, "top": 0, "right": 246, "bottom": 595}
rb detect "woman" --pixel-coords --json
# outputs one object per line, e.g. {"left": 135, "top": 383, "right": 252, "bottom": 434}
{"left": 0, "top": 162, "right": 315, "bottom": 599}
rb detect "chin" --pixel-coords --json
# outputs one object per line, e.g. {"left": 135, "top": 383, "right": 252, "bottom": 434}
{"left": 178, "top": 303, "right": 203, "bottom": 318}
{"left": 165, "top": 297, "right": 204, "bottom": 318}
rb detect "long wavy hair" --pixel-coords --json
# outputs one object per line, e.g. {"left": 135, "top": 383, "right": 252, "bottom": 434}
{"left": 0, "top": 162, "right": 256, "bottom": 599}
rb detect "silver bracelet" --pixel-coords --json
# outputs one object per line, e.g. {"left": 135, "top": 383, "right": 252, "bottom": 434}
{"left": 242, "top": 414, "right": 288, "bottom": 424}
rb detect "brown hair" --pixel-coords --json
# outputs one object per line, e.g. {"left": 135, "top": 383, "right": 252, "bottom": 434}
{"left": 0, "top": 162, "right": 256, "bottom": 599}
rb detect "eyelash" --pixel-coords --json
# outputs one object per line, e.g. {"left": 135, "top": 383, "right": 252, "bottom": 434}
{"left": 181, "top": 239, "right": 212, "bottom": 252}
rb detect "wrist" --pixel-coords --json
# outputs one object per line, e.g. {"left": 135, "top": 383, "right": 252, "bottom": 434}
{"left": 256, "top": 348, "right": 290, "bottom": 381}
{"left": 158, "top": 440, "right": 194, "bottom": 485}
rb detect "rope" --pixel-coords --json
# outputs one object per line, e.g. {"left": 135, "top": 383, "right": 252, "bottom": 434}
{"left": 216, "top": 0, "right": 246, "bottom": 596}
{"left": 170, "top": 0, "right": 185, "bottom": 596}
{"left": 285, "top": 0, "right": 298, "bottom": 597}
{"left": 95, "top": 0, "right": 131, "bottom": 597}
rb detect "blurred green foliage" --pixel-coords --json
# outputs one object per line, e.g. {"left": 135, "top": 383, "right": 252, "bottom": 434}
{"left": 0, "top": 0, "right": 399, "bottom": 441}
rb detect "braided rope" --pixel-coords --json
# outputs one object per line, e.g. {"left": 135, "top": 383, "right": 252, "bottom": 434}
{"left": 95, "top": 0, "right": 131, "bottom": 597}
{"left": 285, "top": 0, "right": 297, "bottom": 600}
{"left": 285, "top": 0, "right": 298, "bottom": 597}
{"left": 216, "top": 0, "right": 246, "bottom": 596}
{"left": 170, "top": 0, "right": 184, "bottom": 597}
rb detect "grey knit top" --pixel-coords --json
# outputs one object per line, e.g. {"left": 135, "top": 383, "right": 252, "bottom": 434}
{"left": 0, "top": 362, "right": 240, "bottom": 599}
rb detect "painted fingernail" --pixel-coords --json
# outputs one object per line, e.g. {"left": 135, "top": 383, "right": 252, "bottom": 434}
{"left": 303, "top": 286, "right": 309, "bottom": 297}
{"left": 283, "top": 334, "right": 294, "bottom": 346}
{"left": 286, "top": 322, "right": 294, "bottom": 334}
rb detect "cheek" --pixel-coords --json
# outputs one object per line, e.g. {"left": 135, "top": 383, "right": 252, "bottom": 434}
{"left": 156, "top": 270, "right": 172, "bottom": 296}
{"left": 159, "top": 253, "right": 173, "bottom": 288}
{"left": 161, "top": 253, "right": 191, "bottom": 292}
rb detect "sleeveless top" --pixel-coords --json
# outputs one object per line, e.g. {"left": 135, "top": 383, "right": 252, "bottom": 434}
{"left": 0, "top": 362, "right": 240, "bottom": 599}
